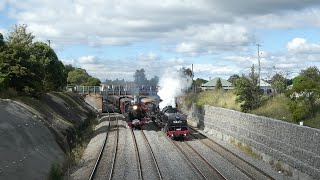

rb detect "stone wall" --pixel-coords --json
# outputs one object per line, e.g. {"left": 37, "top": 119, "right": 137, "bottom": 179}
{"left": 182, "top": 104, "right": 320, "bottom": 179}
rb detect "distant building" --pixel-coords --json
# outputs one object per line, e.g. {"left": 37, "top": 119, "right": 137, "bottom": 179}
{"left": 201, "top": 77, "right": 234, "bottom": 90}
{"left": 259, "top": 80, "right": 273, "bottom": 95}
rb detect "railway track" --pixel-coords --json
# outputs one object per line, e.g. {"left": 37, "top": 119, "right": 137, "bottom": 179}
{"left": 188, "top": 126, "right": 275, "bottom": 180}
{"left": 89, "top": 106, "right": 119, "bottom": 180}
{"left": 132, "top": 129, "right": 163, "bottom": 180}
{"left": 130, "top": 128, "right": 142, "bottom": 180}
{"left": 163, "top": 132, "right": 226, "bottom": 180}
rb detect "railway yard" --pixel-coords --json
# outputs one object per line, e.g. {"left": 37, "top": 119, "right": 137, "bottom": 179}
{"left": 72, "top": 103, "right": 281, "bottom": 180}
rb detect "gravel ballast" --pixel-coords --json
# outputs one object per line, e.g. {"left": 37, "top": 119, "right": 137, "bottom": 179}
{"left": 112, "top": 118, "right": 139, "bottom": 180}
{"left": 143, "top": 122, "right": 202, "bottom": 180}
{"left": 134, "top": 130, "right": 161, "bottom": 180}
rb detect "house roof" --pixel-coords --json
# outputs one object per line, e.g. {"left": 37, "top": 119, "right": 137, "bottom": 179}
{"left": 202, "top": 77, "right": 232, "bottom": 87}
{"left": 260, "top": 80, "right": 271, "bottom": 87}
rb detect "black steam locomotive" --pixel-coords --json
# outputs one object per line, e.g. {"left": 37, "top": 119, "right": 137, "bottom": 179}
{"left": 156, "top": 106, "right": 190, "bottom": 139}
{"left": 127, "top": 103, "right": 146, "bottom": 129}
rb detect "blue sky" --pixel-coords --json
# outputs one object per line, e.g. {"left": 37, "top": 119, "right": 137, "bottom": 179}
{"left": 1, "top": 0, "right": 320, "bottom": 81}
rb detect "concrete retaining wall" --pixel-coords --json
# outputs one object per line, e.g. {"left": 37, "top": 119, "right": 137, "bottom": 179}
{"left": 182, "top": 104, "right": 320, "bottom": 179}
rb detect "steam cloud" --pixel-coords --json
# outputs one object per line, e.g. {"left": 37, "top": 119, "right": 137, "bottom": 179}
{"left": 157, "top": 68, "right": 192, "bottom": 110}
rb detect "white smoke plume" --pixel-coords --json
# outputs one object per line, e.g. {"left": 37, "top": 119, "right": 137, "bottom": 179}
{"left": 157, "top": 68, "right": 192, "bottom": 110}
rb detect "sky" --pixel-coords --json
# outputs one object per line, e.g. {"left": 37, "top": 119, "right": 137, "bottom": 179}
{"left": 1, "top": 0, "right": 320, "bottom": 82}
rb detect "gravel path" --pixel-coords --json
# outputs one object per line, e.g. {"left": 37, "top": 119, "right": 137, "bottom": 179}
{"left": 112, "top": 118, "right": 139, "bottom": 180}
{"left": 134, "top": 130, "right": 161, "bottom": 180}
{"left": 143, "top": 122, "right": 202, "bottom": 180}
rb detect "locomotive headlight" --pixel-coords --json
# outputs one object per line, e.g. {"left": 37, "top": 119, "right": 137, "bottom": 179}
{"left": 133, "top": 105, "right": 138, "bottom": 110}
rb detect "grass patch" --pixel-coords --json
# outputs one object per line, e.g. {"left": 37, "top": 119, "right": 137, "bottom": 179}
{"left": 185, "top": 90, "right": 240, "bottom": 111}
{"left": 48, "top": 163, "right": 63, "bottom": 180}
{"left": 252, "top": 94, "right": 294, "bottom": 123}
{"left": 304, "top": 112, "right": 320, "bottom": 129}
{"left": 0, "top": 88, "right": 18, "bottom": 99}
{"left": 185, "top": 91, "right": 320, "bottom": 129}
{"left": 64, "top": 116, "right": 97, "bottom": 169}
{"left": 269, "top": 159, "right": 292, "bottom": 176}
{"left": 230, "top": 139, "right": 262, "bottom": 160}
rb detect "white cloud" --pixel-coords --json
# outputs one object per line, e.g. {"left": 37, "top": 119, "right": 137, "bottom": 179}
{"left": 173, "top": 24, "right": 251, "bottom": 55}
{"left": 0, "top": 28, "right": 7, "bottom": 36}
{"left": 4, "top": 0, "right": 319, "bottom": 50}
{"left": 61, "top": 54, "right": 190, "bottom": 81}
{"left": 137, "top": 52, "right": 159, "bottom": 62}
{"left": 78, "top": 55, "right": 100, "bottom": 64}
{"left": 287, "top": 38, "right": 320, "bottom": 54}
{"left": 0, "top": 0, "right": 6, "bottom": 11}
{"left": 167, "top": 58, "right": 185, "bottom": 65}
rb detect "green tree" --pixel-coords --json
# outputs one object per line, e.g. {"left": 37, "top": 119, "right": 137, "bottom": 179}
{"left": 235, "top": 65, "right": 261, "bottom": 112}
{"left": 192, "top": 78, "right": 208, "bottom": 87}
{"left": 0, "top": 33, "right": 4, "bottom": 47}
{"left": 31, "top": 42, "right": 67, "bottom": 91}
{"left": 181, "top": 67, "right": 193, "bottom": 77}
{"left": 134, "top": 68, "right": 148, "bottom": 86}
{"left": 67, "top": 68, "right": 89, "bottom": 85}
{"left": 7, "top": 24, "right": 34, "bottom": 48}
{"left": 83, "top": 77, "right": 101, "bottom": 86}
{"left": 228, "top": 74, "right": 240, "bottom": 86}
{"left": 269, "top": 73, "right": 287, "bottom": 94}
{"left": 215, "top": 78, "right": 222, "bottom": 90}
{"left": 149, "top": 76, "right": 159, "bottom": 86}
{"left": 287, "top": 66, "right": 320, "bottom": 121}
{"left": 65, "top": 64, "right": 75, "bottom": 76}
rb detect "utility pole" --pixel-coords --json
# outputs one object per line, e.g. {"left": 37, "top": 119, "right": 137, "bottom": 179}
{"left": 257, "top": 44, "right": 261, "bottom": 86}
{"left": 47, "top": 40, "right": 51, "bottom": 47}
{"left": 191, "top": 64, "right": 194, "bottom": 81}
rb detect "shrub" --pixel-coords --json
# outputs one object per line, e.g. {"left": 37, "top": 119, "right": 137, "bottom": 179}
{"left": 289, "top": 100, "right": 311, "bottom": 122}
{"left": 48, "top": 163, "right": 63, "bottom": 180}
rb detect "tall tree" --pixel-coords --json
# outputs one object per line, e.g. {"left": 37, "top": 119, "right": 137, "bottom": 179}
{"left": 0, "top": 33, "right": 4, "bottom": 47}
{"left": 235, "top": 65, "right": 261, "bottom": 112}
{"left": 7, "top": 24, "right": 34, "bottom": 48}
{"left": 269, "top": 73, "right": 287, "bottom": 94}
{"left": 215, "top": 78, "right": 222, "bottom": 90}
{"left": 83, "top": 77, "right": 101, "bottom": 86}
{"left": 2, "top": 25, "right": 40, "bottom": 95}
{"left": 288, "top": 66, "right": 320, "bottom": 120}
{"left": 134, "top": 68, "right": 148, "bottom": 86}
{"left": 67, "top": 68, "right": 89, "bottom": 85}
{"left": 65, "top": 64, "right": 76, "bottom": 76}
{"left": 31, "top": 42, "right": 67, "bottom": 91}
{"left": 181, "top": 67, "right": 193, "bottom": 77}
{"left": 228, "top": 74, "right": 240, "bottom": 86}
{"left": 192, "top": 78, "right": 208, "bottom": 87}
{"left": 149, "top": 76, "right": 159, "bottom": 86}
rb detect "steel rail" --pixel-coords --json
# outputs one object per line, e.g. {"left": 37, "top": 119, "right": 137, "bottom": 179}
{"left": 88, "top": 107, "right": 112, "bottom": 180}
{"left": 163, "top": 133, "right": 208, "bottom": 180}
{"left": 184, "top": 141, "right": 227, "bottom": 180}
{"left": 108, "top": 111, "right": 119, "bottom": 180}
{"left": 131, "top": 129, "right": 143, "bottom": 180}
{"left": 141, "top": 130, "right": 163, "bottom": 180}
{"left": 188, "top": 126, "right": 275, "bottom": 180}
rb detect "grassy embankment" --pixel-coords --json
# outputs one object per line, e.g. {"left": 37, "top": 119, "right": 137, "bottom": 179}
{"left": 184, "top": 90, "right": 320, "bottom": 129}
{"left": 0, "top": 90, "right": 97, "bottom": 179}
